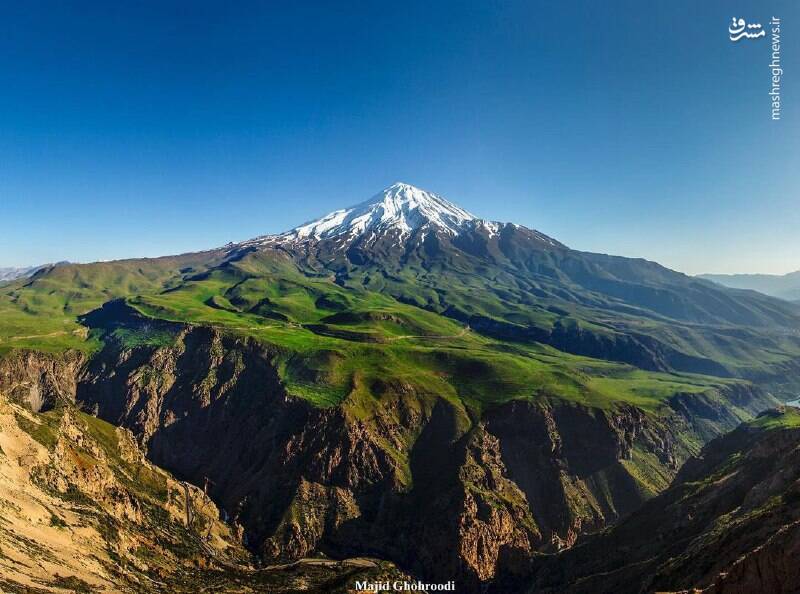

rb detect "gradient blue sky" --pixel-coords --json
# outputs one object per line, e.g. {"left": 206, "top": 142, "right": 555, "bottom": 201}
{"left": 1, "top": 1, "right": 797, "bottom": 274}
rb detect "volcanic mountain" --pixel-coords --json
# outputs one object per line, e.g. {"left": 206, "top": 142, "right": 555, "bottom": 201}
{"left": 242, "top": 183, "right": 793, "bottom": 322}
{"left": 1, "top": 182, "right": 800, "bottom": 592}
{"left": 238, "top": 182, "right": 562, "bottom": 273}
{"left": 246, "top": 182, "right": 507, "bottom": 246}
{"left": 223, "top": 183, "right": 800, "bottom": 389}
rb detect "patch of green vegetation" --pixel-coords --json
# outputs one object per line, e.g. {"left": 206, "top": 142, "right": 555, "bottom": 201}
{"left": 0, "top": 253, "right": 223, "bottom": 354}
{"left": 750, "top": 407, "right": 800, "bottom": 430}
{"left": 1, "top": 241, "right": 794, "bottom": 424}
{"left": 621, "top": 446, "right": 675, "bottom": 497}
{"left": 0, "top": 300, "right": 98, "bottom": 353}
{"left": 79, "top": 412, "right": 121, "bottom": 455}
{"left": 78, "top": 412, "right": 169, "bottom": 503}
{"left": 61, "top": 484, "right": 96, "bottom": 506}
{"left": 0, "top": 577, "right": 52, "bottom": 594}
{"left": 126, "top": 464, "right": 169, "bottom": 503}
{"left": 116, "top": 278, "right": 746, "bottom": 419}
{"left": 96, "top": 515, "right": 120, "bottom": 545}
{"left": 13, "top": 409, "right": 62, "bottom": 450}
{"left": 111, "top": 326, "right": 176, "bottom": 349}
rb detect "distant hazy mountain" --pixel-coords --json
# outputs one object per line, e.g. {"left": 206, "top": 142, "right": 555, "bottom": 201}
{"left": 0, "top": 262, "right": 68, "bottom": 283}
{"left": 698, "top": 270, "right": 800, "bottom": 302}
{"left": 0, "top": 265, "right": 42, "bottom": 282}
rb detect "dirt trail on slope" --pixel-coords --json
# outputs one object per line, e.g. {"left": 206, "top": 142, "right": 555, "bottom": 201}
{"left": 385, "top": 326, "right": 470, "bottom": 342}
{"left": 2, "top": 328, "right": 86, "bottom": 342}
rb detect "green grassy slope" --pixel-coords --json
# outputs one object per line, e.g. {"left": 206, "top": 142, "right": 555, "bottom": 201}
{"left": 2, "top": 252, "right": 752, "bottom": 420}
{"left": 0, "top": 243, "right": 792, "bottom": 417}
{"left": 298, "top": 241, "right": 800, "bottom": 396}
{"left": 0, "top": 251, "right": 226, "bottom": 353}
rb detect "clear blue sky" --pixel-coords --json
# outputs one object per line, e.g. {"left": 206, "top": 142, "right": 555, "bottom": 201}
{"left": 1, "top": 0, "right": 797, "bottom": 274}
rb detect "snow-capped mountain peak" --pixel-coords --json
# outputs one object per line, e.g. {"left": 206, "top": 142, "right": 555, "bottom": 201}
{"left": 247, "top": 182, "right": 482, "bottom": 248}
{"left": 234, "top": 182, "right": 562, "bottom": 252}
{"left": 288, "top": 182, "right": 476, "bottom": 241}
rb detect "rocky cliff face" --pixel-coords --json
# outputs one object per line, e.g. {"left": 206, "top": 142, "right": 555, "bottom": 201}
{"left": 0, "top": 351, "right": 420, "bottom": 593}
{"left": 0, "top": 388, "right": 246, "bottom": 592}
{"left": 0, "top": 349, "right": 84, "bottom": 412}
{"left": 71, "top": 326, "right": 777, "bottom": 591}
{"left": 511, "top": 408, "right": 800, "bottom": 594}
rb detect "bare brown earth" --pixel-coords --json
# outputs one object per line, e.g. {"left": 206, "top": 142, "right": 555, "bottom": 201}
{"left": 0, "top": 391, "right": 243, "bottom": 592}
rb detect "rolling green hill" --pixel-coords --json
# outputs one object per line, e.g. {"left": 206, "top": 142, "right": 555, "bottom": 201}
{"left": 2, "top": 184, "right": 799, "bottom": 404}
{"left": 2, "top": 242, "right": 784, "bottom": 418}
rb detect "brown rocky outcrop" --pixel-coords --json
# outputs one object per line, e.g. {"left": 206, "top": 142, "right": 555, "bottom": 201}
{"left": 0, "top": 318, "right": 782, "bottom": 593}
{"left": 0, "top": 349, "right": 84, "bottom": 411}
{"left": 0, "top": 383, "right": 420, "bottom": 592}
{"left": 455, "top": 427, "right": 539, "bottom": 582}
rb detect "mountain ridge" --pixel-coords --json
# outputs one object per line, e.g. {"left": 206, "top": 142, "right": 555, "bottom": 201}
{"left": 3, "top": 183, "right": 800, "bottom": 392}
{"left": 223, "top": 184, "right": 799, "bottom": 334}
{"left": 699, "top": 270, "right": 800, "bottom": 302}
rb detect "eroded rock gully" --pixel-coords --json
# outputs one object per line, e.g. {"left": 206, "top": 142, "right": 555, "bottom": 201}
{"left": 509, "top": 418, "right": 800, "bottom": 594}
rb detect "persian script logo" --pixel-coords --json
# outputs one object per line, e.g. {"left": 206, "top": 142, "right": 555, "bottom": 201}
{"left": 729, "top": 17, "right": 765, "bottom": 41}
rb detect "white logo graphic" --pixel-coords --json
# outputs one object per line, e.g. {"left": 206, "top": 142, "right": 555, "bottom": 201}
{"left": 729, "top": 17, "right": 765, "bottom": 41}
